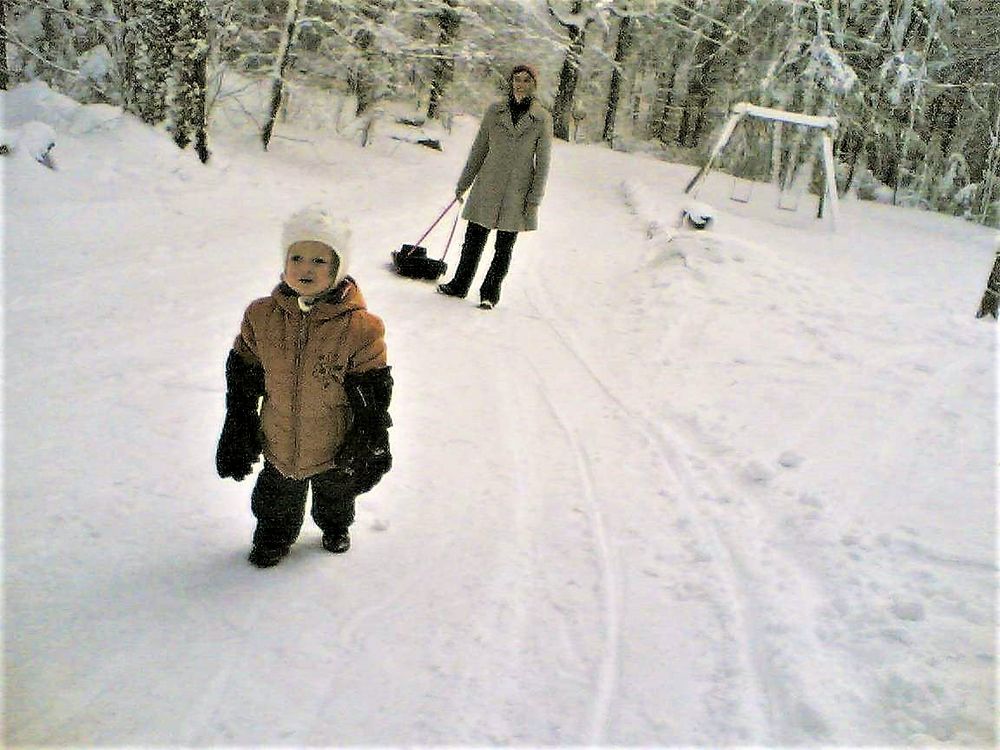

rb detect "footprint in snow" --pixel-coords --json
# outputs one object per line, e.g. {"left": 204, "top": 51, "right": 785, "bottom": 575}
{"left": 778, "top": 450, "right": 804, "bottom": 468}
{"left": 798, "top": 492, "right": 824, "bottom": 509}
{"left": 891, "top": 600, "right": 926, "bottom": 622}
{"left": 742, "top": 460, "right": 774, "bottom": 484}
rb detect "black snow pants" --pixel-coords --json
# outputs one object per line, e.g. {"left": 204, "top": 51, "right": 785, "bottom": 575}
{"left": 448, "top": 222, "right": 518, "bottom": 305}
{"left": 250, "top": 462, "right": 359, "bottom": 550}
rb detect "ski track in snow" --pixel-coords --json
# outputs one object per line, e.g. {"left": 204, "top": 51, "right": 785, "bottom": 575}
{"left": 473, "top": 305, "right": 623, "bottom": 743}
{"left": 549, "top": 172, "right": 996, "bottom": 744}
{"left": 517, "top": 331, "right": 622, "bottom": 745}
{"left": 523, "top": 267, "right": 773, "bottom": 742}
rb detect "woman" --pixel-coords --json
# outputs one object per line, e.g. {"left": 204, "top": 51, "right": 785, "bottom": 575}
{"left": 437, "top": 63, "right": 553, "bottom": 310}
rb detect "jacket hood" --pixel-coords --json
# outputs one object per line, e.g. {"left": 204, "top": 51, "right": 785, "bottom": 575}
{"left": 272, "top": 277, "right": 367, "bottom": 319}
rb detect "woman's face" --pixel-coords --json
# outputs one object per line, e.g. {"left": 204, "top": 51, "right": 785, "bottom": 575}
{"left": 511, "top": 71, "right": 536, "bottom": 102}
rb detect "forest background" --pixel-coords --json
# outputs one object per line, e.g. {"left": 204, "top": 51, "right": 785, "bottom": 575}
{"left": 3, "top": 0, "right": 999, "bottom": 228}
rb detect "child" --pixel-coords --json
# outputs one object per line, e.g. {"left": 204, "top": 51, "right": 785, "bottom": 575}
{"left": 216, "top": 206, "right": 393, "bottom": 568}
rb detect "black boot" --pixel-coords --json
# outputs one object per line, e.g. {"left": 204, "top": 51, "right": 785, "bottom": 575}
{"left": 248, "top": 545, "right": 290, "bottom": 568}
{"left": 478, "top": 230, "right": 517, "bottom": 309}
{"left": 436, "top": 282, "right": 467, "bottom": 298}
{"left": 437, "top": 223, "right": 489, "bottom": 298}
{"left": 322, "top": 530, "right": 351, "bottom": 554}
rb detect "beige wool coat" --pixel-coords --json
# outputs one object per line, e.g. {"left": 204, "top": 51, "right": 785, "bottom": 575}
{"left": 457, "top": 98, "right": 553, "bottom": 232}
{"left": 233, "top": 281, "right": 387, "bottom": 480}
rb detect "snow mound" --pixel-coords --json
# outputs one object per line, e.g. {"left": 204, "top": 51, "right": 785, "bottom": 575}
{"left": 1, "top": 80, "right": 81, "bottom": 129}
{"left": 0, "top": 120, "right": 57, "bottom": 168}
{"left": 16, "top": 121, "right": 56, "bottom": 162}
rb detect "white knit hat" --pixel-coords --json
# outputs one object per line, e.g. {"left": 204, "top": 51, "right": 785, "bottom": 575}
{"left": 281, "top": 205, "right": 352, "bottom": 284}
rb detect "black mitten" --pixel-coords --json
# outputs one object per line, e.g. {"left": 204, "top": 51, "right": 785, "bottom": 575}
{"left": 337, "top": 428, "right": 391, "bottom": 493}
{"left": 336, "top": 367, "right": 393, "bottom": 492}
{"left": 216, "top": 410, "right": 262, "bottom": 480}
{"left": 216, "top": 350, "right": 265, "bottom": 481}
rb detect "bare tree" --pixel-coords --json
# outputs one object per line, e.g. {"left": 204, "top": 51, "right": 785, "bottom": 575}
{"left": 975, "top": 239, "right": 1000, "bottom": 319}
{"left": 172, "top": 0, "right": 210, "bottom": 162}
{"left": 548, "top": 0, "right": 594, "bottom": 142}
{"left": 261, "top": 0, "right": 305, "bottom": 151}
{"left": 426, "top": 0, "right": 460, "bottom": 120}
{"left": 602, "top": 6, "right": 634, "bottom": 145}
{"left": 137, "top": 0, "right": 182, "bottom": 124}
{"left": 109, "top": 0, "right": 138, "bottom": 113}
{"left": 0, "top": 0, "right": 8, "bottom": 90}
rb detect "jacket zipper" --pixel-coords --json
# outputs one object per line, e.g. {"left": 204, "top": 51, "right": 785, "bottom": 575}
{"left": 290, "top": 314, "right": 309, "bottom": 476}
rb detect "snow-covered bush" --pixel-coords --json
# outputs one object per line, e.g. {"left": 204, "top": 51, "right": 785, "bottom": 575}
{"left": 73, "top": 45, "right": 114, "bottom": 100}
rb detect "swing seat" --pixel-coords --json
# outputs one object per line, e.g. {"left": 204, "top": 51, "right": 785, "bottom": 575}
{"left": 777, "top": 190, "right": 801, "bottom": 211}
{"left": 730, "top": 179, "right": 753, "bottom": 203}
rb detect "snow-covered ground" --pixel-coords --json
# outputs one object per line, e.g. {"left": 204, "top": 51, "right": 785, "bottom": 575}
{"left": 3, "top": 81, "right": 997, "bottom": 747}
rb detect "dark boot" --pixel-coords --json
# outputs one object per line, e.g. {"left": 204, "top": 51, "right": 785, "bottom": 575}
{"left": 479, "top": 230, "right": 517, "bottom": 307}
{"left": 250, "top": 462, "right": 308, "bottom": 551}
{"left": 248, "top": 545, "right": 290, "bottom": 568}
{"left": 436, "top": 282, "right": 467, "bottom": 298}
{"left": 322, "top": 530, "right": 351, "bottom": 554}
{"left": 312, "top": 469, "right": 357, "bottom": 554}
{"left": 439, "top": 222, "right": 489, "bottom": 297}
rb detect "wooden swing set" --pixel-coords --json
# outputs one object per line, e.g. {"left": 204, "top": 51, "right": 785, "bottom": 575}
{"left": 684, "top": 102, "right": 841, "bottom": 227}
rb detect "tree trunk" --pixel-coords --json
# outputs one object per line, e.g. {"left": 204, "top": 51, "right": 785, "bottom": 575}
{"left": 645, "top": 62, "right": 674, "bottom": 140}
{"left": 976, "top": 251, "right": 1000, "bottom": 319}
{"left": 352, "top": 28, "right": 376, "bottom": 117}
{"left": 426, "top": 0, "right": 460, "bottom": 120}
{"left": 676, "top": 2, "right": 733, "bottom": 149}
{"left": 262, "top": 0, "right": 304, "bottom": 150}
{"left": 682, "top": 80, "right": 710, "bottom": 148}
{"left": 111, "top": 0, "right": 138, "bottom": 114}
{"left": 172, "top": 0, "right": 210, "bottom": 163}
{"left": 602, "top": 13, "right": 633, "bottom": 145}
{"left": 0, "top": 0, "right": 8, "bottom": 90}
{"left": 841, "top": 127, "right": 865, "bottom": 197}
{"left": 978, "top": 89, "right": 1000, "bottom": 225}
{"left": 191, "top": 0, "right": 211, "bottom": 165}
{"left": 628, "top": 59, "right": 641, "bottom": 131}
{"left": 550, "top": 0, "right": 588, "bottom": 142}
{"left": 929, "top": 86, "right": 964, "bottom": 154}
{"left": 135, "top": 1, "right": 181, "bottom": 125}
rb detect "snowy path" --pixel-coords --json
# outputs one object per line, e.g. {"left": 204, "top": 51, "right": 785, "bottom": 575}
{"left": 5, "top": 92, "right": 996, "bottom": 747}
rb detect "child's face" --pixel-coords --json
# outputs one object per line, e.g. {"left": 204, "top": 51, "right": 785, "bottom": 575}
{"left": 283, "top": 241, "right": 338, "bottom": 296}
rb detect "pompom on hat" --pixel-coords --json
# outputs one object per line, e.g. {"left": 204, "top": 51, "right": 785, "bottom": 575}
{"left": 281, "top": 205, "right": 352, "bottom": 285}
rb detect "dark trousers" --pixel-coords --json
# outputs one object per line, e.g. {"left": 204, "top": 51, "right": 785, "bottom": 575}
{"left": 250, "top": 462, "right": 358, "bottom": 549}
{"left": 448, "top": 222, "right": 518, "bottom": 304}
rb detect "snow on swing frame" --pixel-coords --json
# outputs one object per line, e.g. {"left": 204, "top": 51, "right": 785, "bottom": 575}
{"left": 684, "top": 102, "right": 840, "bottom": 229}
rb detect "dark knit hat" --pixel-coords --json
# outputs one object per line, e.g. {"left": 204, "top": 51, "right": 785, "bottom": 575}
{"left": 510, "top": 63, "right": 539, "bottom": 83}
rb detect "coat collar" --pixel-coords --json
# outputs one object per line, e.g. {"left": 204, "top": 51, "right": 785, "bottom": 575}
{"left": 272, "top": 277, "right": 366, "bottom": 320}
{"left": 496, "top": 98, "right": 545, "bottom": 136}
